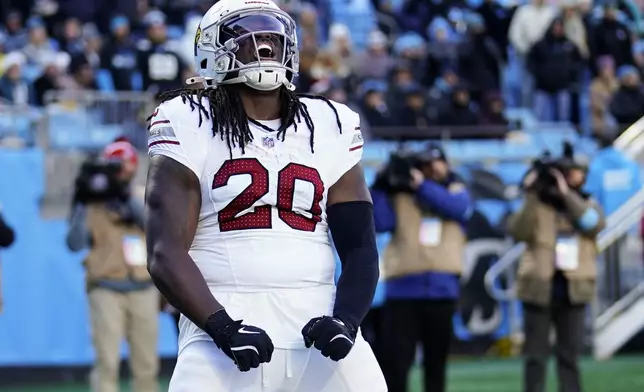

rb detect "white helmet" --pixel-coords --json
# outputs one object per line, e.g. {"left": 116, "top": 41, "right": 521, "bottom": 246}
{"left": 189, "top": 0, "right": 299, "bottom": 91}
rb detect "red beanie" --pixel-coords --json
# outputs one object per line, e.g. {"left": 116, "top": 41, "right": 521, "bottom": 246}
{"left": 103, "top": 138, "right": 138, "bottom": 165}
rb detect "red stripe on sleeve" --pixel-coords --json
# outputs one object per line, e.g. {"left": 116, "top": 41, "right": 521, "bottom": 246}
{"left": 149, "top": 120, "right": 171, "bottom": 128}
{"left": 148, "top": 140, "right": 180, "bottom": 148}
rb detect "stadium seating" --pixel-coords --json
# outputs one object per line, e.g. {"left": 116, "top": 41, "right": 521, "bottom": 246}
{"left": 327, "top": 0, "right": 376, "bottom": 48}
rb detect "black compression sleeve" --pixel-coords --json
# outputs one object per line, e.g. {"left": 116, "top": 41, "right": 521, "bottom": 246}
{"left": 327, "top": 201, "right": 379, "bottom": 331}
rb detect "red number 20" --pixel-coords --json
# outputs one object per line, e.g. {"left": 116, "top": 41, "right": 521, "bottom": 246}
{"left": 212, "top": 158, "right": 325, "bottom": 232}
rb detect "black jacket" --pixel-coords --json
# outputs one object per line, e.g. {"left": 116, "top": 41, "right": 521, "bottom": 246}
{"left": 528, "top": 22, "right": 582, "bottom": 93}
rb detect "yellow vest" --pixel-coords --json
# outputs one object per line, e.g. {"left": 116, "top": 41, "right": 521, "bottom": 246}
{"left": 84, "top": 204, "right": 150, "bottom": 287}
{"left": 383, "top": 188, "right": 465, "bottom": 279}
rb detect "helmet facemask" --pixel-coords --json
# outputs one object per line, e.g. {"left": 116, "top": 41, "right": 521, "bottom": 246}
{"left": 195, "top": 8, "right": 299, "bottom": 91}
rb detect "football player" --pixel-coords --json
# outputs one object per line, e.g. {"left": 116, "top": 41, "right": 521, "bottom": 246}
{"left": 144, "top": 0, "right": 386, "bottom": 390}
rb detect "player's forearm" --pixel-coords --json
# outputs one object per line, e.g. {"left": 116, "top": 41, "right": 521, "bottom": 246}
{"left": 328, "top": 201, "right": 379, "bottom": 329}
{"left": 334, "top": 247, "right": 379, "bottom": 329}
{"left": 148, "top": 247, "right": 224, "bottom": 329}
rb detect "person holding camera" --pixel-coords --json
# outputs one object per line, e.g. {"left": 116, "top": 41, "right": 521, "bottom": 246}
{"left": 0, "top": 205, "right": 15, "bottom": 314}
{"left": 509, "top": 147, "right": 605, "bottom": 392}
{"left": 371, "top": 144, "right": 472, "bottom": 392}
{"left": 66, "top": 138, "right": 158, "bottom": 392}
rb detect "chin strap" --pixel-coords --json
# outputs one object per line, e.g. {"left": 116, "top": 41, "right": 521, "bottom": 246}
{"left": 185, "top": 76, "right": 217, "bottom": 89}
{"left": 186, "top": 74, "right": 296, "bottom": 92}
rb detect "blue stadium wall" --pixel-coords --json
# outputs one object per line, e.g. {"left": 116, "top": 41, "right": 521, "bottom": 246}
{"left": 0, "top": 148, "right": 511, "bottom": 366}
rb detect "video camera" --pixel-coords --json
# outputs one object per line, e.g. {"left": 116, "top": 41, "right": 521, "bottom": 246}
{"left": 529, "top": 141, "right": 579, "bottom": 206}
{"left": 73, "top": 158, "right": 127, "bottom": 204}
{"left": 373, "top": 149, "right": 435, "bottom": 193}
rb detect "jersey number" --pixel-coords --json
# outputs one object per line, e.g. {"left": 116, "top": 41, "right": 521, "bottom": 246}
{"left": 212, "top": 158, "right": 324, "bottom": 232}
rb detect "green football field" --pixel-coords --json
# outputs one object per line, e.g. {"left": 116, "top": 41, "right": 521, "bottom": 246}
{"left": 4, "top": 356, "right": 644, "bottom": 392}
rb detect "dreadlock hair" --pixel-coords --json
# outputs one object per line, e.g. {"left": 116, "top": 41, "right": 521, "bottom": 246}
{"left": 149, "top": 85, "right": 343, "bottom": 158}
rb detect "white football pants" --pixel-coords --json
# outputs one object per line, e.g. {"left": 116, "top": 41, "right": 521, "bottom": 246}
{"left": 169, "top": 334, "right": 387, "bottom": 392}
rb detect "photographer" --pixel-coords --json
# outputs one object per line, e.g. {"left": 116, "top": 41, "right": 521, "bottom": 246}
{"left": 0, "top": 206, "right": 15, "bottom": 313}
{"left": 509, "top": 145, "right": 605, "bottom": 392}
{"left": 371, "top": 144, "right": 472, "bottom": 392}
{"left": 66, "top": 138, "right": 158, "bottom": 392}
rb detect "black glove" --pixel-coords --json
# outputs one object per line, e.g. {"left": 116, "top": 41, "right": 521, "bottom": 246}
{"left": 302, "top": 316, "right": 356, "bottom": 361}
{"left": 204, "top": 310, "right": 274, "bottom": 372}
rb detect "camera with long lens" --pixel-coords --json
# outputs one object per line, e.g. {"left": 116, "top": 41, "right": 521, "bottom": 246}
{"left": 73, "top": 158, "right": 127, "bottom": 204}
{"left": 373, "top": 150, "right": 430, "bottom": 193}
{"left": 529, "top": 142, "right": 577, "bottom": 207}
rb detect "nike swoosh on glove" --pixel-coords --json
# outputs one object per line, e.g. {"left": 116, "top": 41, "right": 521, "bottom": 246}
{"left": 204, "top": 310, "right": 274, "bottom": 372}
{"left": 302, "top": 316, "right": 356, "bottom": 361}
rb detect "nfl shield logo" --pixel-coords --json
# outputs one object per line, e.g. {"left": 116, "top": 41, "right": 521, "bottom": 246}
{"left": 262, "top": 137, "right": 275, "bottom": 149}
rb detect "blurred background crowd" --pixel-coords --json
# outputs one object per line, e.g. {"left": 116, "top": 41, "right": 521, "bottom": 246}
{"left": 3, "top": 0, "right": 644, "bottom": 142}
{"left": 2, "top": 0, "right": 644, "bottom": 392}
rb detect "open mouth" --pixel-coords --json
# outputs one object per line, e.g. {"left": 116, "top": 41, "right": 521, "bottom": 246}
{"left": 256, "top": 43, "right": 276, "bottom": 61}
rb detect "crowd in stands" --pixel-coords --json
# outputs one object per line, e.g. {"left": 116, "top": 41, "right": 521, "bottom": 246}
{"left": 1, "top": 0, "right": 644, "bottom": 143}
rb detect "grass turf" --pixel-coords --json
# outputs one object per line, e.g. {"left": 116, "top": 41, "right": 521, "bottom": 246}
{"left": 4, "top": 356, "right": 643, "bottom": 391}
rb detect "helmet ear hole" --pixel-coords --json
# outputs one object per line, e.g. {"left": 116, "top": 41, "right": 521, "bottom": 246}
{"left": 200, "top": 59, "right": 208, "bottom": 70}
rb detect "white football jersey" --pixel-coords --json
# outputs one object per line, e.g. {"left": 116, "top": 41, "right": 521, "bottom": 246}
{"left": 147, "top": 95, "right": 364, "bottom": 350}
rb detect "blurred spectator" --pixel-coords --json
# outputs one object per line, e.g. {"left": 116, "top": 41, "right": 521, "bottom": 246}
{"left": 324, "top": 23, "right": 356, "bottom": 80}
{"left": 295, "top": 48, "right": 317, "bottom": 93}
{"left": 355, "top": 30, "right": 393, "bottom": 80}
{"left": 359, "top": 80, "right": 392, "bottom": 133}
{"left": 528, "top": 18, "right": 582, "bottom": 122}
{"left": 319, "top": 81, "right": 349, "bottom": 105}
{"left": 100, "top": 16, "right": 137, "bottom": 91}
{"left": 22, "top": 16, "right": 59, "bottom": 67}
{"left": 308, "top": 50, "right": 344, "bottom": 88}
{"left": 397, "top": 84, "right": 430, "bottom": 129}
{"left": 0, "top": 52, "right": 37, "bottom": 106}
{"left": 136, "top": 10, "right": 188, "bottom": 93}
{"left": 68, "top": 55, "right": 98, "bottom": 91}
{"left": 508, "top": 0, "right": 556, "bottom": 106}
{"left": 609, "top": 65, "right": 644, "bottom": 128}
{"left": 0, "top": 205, "right": 15, "bottom": 314}
{"left": 591, "top": 2, "right": 634, "bottom": 76}
{"left": 2, "top": 10, "right": 28, "bottom": 52}
{"left": 394, "top": 32, "right": 427, "bottom": 84}
{"left": 562, "top": 1, "right": 589, "bottom": 60}
{"left": 424, "top": 20, "right": 459, "bottom": 87}
{"left": 509, "top": 0, "right": 556, "bottom": 57}
{"left": 437, "top": 84, "right": 479, "bottom": 129}
{"left": 476, "top": 0, "right": 516, "bottom": 63}
{"left": 387, "top": 64, "right": 416, "bottom": 115}
{"left": 58, "top": 17, "right": 84, "bottom": 55}
{"left": 298, "top": 2, "right": 320, "bottom": 51}
{"left": 589, "top": 55, "right": 619, "bottom": 136}
{"left": 427, "top": 66, "right": 460, "bottom": 120}
{"left": 457, "top": 13, "right": 503, "bottom": 104}
{"left": 34, "top": 52, "right": 72, "bottom": 105}
{"left": 396, "top": 0, "right": 433, "bottom": 38}
{"left": 632, "top": 40, "right": 644, "bottom": 75}
{"left": 66, "top": 139, "right": 159, "bottom": 392}
{"left": 372, "top": 144, "right": 471, "bottom": 392}
{"left": 79, "top": 24, "right": 103, "bottom": 69}
{"left": 478, "top": 91, "right": 509, "bottom": 130}
{"left": 510, "top": 160, "right": 604, "bottom": 392}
